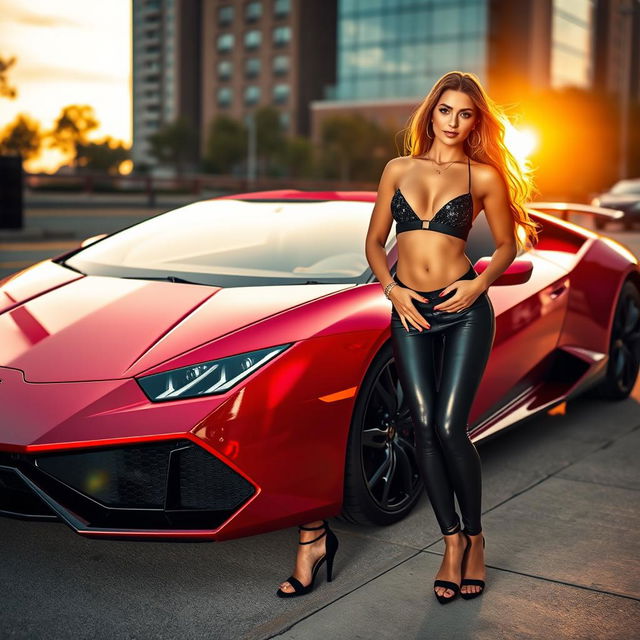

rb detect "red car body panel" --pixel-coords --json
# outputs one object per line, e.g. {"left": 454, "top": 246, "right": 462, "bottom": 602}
{"left": 0, "top": 190, "right": 638, "bottom": 541}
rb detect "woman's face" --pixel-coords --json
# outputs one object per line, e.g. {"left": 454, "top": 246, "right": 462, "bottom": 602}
{"left": 431, "top": 89, "right": 477, "bottom": 145}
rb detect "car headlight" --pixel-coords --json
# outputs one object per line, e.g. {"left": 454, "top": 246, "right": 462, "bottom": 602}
{"left": 136, "top": 343, "right": 293, "bottom": 401}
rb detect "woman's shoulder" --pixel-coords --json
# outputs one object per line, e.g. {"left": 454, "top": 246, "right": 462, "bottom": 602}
{"left": 469, "top": 158, "right": 492, "bottom": 171}
{"left": 382, "top": 156, "right": 411, "bottom": 183}
{"left": 469, "top": 160, "right": 501, "bottom": 183}
{"left": 388, "top": 155, "right": 412, "bottom": 167}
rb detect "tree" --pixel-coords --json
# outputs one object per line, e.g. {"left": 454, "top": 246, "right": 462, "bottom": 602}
{"left": 254, "top": 106, "right": 287, "bottom": 177}
{"left": 278, "top": 136, "right": 314, "bottom": 178}
{"left": 48, "top": 104, "right": 99, "bottom": 168}
{"left": 319, "top": 113, "right": 394, "bottom": 182}
{"left": 76, "top": 136, "right": 130, "bottom": 174}
{"left": 148, "top": 116, "right": 198, "bottom": 176}
{"left": 0, "top": 113, "right": 42, "bottom": 159}
{"left": 0, "top": 56, "right": 18, "bottom": 99}
{"left": 203, "top": 114, "right": 247, "bottom": 174}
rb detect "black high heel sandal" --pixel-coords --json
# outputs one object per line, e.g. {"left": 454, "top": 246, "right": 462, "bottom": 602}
{"left": 460, "top": 529, "right": 486, "bottom": 600}
{"left": 433, "top": 526, "right": 470, "bottom": 605}
{"left": 276, "top": 519, "right": 339, "bottom": 598}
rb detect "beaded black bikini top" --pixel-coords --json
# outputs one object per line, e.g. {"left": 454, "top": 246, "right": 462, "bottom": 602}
{"left": 391, "top": 156, "right": 473, "bottom": 241}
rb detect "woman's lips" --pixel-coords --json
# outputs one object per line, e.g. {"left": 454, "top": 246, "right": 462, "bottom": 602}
{"left": 444, "top": 130, "right": 459, "bottom": 137}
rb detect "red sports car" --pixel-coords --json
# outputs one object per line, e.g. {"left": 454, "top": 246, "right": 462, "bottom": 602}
{"left": 1, "top": 192, "right": 638, "bottom": 541}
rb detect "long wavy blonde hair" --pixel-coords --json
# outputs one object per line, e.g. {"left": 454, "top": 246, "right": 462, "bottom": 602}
{"left": 400, "top": 71, "right": 541, "bottom": 252}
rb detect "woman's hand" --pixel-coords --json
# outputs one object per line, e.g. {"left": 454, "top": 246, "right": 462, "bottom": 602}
{"left": 389, "top": 285, "right": 431, "bottom": 332}
{"left": 433, "top": 279, "right": 485, "bottom": 313}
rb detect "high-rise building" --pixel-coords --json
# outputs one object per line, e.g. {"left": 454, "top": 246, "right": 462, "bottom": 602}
{"left": 199, "top": 0, "right": 336, "bottom": 152}
{"left": 310, "top": 0, "right": 603, "bottom": 144}
{"left": 131, "top": 0, "right": 636, "bottom": 173}
{"left": 132, "top": 0, "right": 336, "bottom": 172}
{"left": 132, "top": 0, "right": 201, "bottom": 171}
{"left": 593, "top": 0, "right": 640, "bottom": 101}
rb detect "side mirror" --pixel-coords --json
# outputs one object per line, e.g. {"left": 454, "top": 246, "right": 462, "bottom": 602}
{"left": 473, "top": 257, "right": 533, "bottom": 286}
{"left": 80, "top": 233, "right": 108, "bottom": 248}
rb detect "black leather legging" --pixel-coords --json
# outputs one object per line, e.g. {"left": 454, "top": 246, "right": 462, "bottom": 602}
{"left": 390, "top": 263, "right": 495, "bottom": 536}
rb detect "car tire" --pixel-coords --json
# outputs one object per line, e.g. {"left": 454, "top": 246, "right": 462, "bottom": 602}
{"left": 590, "top": 280, "right": 640, "bottom": 400}
{"left": 340, "top": 341, "right": 423, "bottom": 526}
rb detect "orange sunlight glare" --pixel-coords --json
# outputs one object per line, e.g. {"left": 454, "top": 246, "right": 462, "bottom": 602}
{"left": 504, "top": 121, "right": 539, "bottom": 170}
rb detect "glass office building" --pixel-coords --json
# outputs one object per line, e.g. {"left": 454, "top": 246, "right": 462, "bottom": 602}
{"left": 331, "top": 0, "right": 489, "bottom": 101}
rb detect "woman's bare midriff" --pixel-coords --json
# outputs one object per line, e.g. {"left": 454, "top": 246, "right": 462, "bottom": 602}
{"left": 396, "top": 232, "right": 472, "bottom": 291}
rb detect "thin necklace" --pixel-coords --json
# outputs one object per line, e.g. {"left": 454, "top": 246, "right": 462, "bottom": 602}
{"left": 420, "top": 155, "right": 465, "bottom": 174}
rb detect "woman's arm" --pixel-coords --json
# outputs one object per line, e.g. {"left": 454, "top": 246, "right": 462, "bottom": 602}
{"left": 474, "top": 165, "right": 519, "bottom": 292}
{"left": 365, "top": 158, "right": 402, "bottom": 292}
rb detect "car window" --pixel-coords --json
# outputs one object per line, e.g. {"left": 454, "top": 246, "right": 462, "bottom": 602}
{"left": 63, "top": 199, "right": 379, "bottom": 286}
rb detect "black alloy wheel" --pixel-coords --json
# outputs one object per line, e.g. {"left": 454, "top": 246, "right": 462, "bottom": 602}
{"left": 341, "top": 342, "right": 423, "bottom": 525}
{"left": 593, "top": 280, "right": 640, "bottom": 399}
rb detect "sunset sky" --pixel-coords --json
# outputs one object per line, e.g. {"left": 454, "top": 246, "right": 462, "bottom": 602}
{"left": 0, "top": 0, "right": 131, "bottom": 171}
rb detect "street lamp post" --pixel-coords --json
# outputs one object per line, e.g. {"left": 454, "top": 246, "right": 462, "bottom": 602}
{"left": 246, "top": 111, "right": 257, "bottom": 187}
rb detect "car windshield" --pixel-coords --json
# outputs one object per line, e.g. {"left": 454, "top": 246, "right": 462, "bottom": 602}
{"left": 63, "top": 198, "right": 386, "bottom": 286}
{"left": 610, "top": 180, "right": 640, "bottom": 195}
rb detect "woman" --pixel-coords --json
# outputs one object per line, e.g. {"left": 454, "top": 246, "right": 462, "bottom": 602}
{"left": 277, "top": 71, "right": 539, "bottom": 602}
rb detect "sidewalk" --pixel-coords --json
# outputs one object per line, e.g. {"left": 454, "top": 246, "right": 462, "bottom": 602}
{"left": 253, "top": 392, "right": 640, "bottom": 640}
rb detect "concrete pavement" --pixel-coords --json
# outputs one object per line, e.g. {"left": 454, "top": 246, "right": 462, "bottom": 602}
{"left": 1, "top": 388, "right": 638, "bottom": 639}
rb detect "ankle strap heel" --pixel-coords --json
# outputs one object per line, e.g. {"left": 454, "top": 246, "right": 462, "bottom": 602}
{"left": 276, "top": 520, "right": 340, "bottom": 598}
{"left": 297, "top": 520, "right": 329, "bottom": 545}
{"left": 460, "top": 528, "right": 486, "bottom": 600}
{"left": 298, "top": 520, "right": 328, "bottom": 531}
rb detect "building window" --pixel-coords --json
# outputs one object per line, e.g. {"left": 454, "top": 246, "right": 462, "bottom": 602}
{"left": 245, "top": 58, "right": 261, "bottom": 77}
{"left": 217, "top": 60, "right": 233, "bottom": 80}
{"left": 244, "top": 29, "right": 261, "bottom": 49}
{"left": 218, "top": 5, "right": 233, "bottom": 25}
{"left": 217, "top": 87, "right": 233, "bottom": 107}
{"left": 244, "top": 85, "right": 260, "bottom": 105}
{"left": 273, "top": 54, "right": 289, "bottom": 75}
{"left": 273, "top": 25, "right": 291, "bottom": 46}
{"left": 217, "top": 33, "right": 234, "bottom": 52}
{"left": 245, "top": 2, "right": 262, "bottom": 22}
{"left": 278, "top": 111, "right": 290, "bottom": 131}
{"left": 274, "top": 0, "right": 290, "bottom": 18}
{"left": 272, "top": 83, "right": 289, "bottom": 104}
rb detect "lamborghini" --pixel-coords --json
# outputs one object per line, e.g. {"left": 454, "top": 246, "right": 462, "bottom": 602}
{"left": 0, "top": 191, "right": 638, "bottom": 541}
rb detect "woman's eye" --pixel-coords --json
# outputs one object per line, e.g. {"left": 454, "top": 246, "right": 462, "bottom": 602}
{"left": 439, "top": 108, "right": 471, "bottom": 118}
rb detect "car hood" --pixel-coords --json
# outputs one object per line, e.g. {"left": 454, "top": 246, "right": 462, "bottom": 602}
{"left": 0, "top": 273, "right": 352, "bottom": 382}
